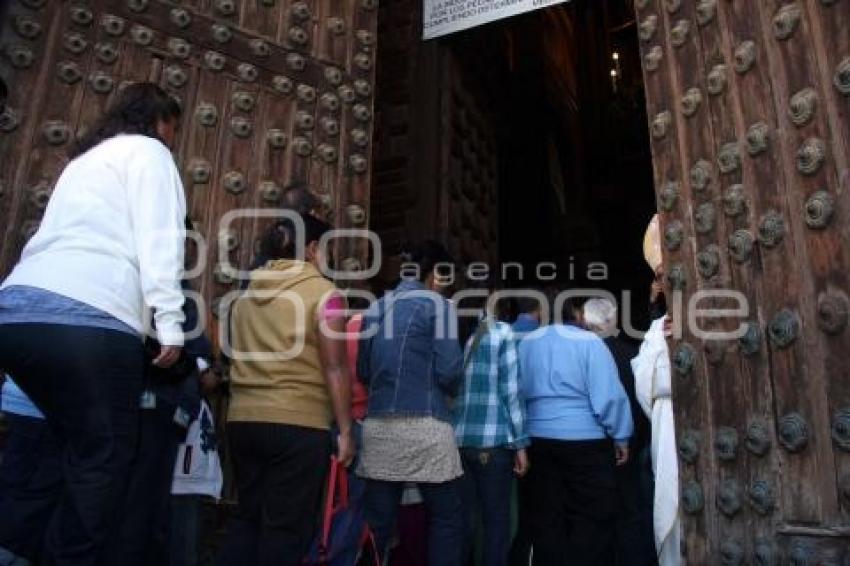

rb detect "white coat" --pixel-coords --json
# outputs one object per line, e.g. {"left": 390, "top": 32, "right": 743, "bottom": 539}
{"left": 632, "top": 316, "right": 682, "bottom": 566}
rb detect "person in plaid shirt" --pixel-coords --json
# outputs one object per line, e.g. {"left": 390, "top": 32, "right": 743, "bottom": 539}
{"left": 454, "top": 311, "right": 529, "bottom": 566}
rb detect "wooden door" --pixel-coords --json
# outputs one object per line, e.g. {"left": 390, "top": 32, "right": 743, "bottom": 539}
{"left": 0, "top": 0, "right": 378, "bottom": 323}
{"left": 636, "top": 0, "right": 850, "bottom": 561}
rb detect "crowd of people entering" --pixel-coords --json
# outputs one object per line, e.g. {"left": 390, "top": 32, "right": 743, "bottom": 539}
{"left": 0, "top": 82, "right": 678, "bottom": 566}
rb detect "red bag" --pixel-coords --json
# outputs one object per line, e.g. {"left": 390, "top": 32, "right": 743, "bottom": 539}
{"left": 305, "top": 456, "right": 381, "bottom": 566}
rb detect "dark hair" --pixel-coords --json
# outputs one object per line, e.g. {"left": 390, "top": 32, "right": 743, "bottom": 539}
{"left": 401, "top": 240, "right": 454, "bottom": 282}
{"left": 282, "top": 183, "right": 319, "bottom": 215}
{"left": 516, "top": 294, "right": 541, "bottom": 315}
{"left": 561, "top": 293, "right": 588, "bottom": 323}
{"left": 71, "top": 82, "right": 181, "bottom": 158}
{"left": 259, "top": 213, "right": 332, "bottom": 261}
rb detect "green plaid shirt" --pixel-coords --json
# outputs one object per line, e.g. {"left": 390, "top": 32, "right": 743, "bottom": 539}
{"left": 454, "top": 319, "right": 529, "bottom": 449}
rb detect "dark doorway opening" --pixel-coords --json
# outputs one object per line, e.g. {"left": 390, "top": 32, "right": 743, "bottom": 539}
{"left": 371, "top": 0, "right": 656, "bottom": 329}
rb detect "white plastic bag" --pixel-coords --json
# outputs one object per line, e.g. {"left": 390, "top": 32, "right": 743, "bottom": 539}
{"left": 171, "top": 400, "right": 223, "bottom": 499}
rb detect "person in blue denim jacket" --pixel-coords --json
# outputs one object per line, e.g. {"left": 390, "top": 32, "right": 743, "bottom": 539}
{"left": 355, "top": 241, "right": 465, "bottom": 566}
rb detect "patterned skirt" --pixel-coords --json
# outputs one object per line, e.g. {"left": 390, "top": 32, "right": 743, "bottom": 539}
{"left": 357, "top": 415, "right": 463, "bottom": 483}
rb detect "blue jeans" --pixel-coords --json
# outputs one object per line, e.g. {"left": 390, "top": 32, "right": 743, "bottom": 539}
{"left": 363, "top": 478, "right": 464, "bottom": 566}
{"left": 459, "top": 448, "right": 514, "bottom": 566}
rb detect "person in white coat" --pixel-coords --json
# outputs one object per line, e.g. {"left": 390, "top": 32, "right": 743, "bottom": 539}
{"left": 0, "top": 82, "right": 186, "bottom": 565}
{"left": 632, "top": 215, "right": 681, "bottom": 566}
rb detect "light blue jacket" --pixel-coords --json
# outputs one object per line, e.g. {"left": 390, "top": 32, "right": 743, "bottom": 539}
{"left": 518, "top": 324, "right": 633, "bottom": 444}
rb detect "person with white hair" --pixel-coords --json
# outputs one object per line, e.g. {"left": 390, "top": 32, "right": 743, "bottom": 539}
{"left": 582, "top": 298, "right": 619, "bottom": 338}
{"left": 582, "top": 299, "right": 656, "bottom": 565}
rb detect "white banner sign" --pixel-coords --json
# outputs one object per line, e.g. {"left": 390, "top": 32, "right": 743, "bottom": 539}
{"left": 423, "top": 0, "right": 570, "bottom": 40}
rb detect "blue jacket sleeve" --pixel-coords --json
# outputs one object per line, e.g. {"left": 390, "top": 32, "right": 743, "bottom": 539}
{"left": 585, "top": 339, "right": 634, "bottom": 444}
{"left": 433, "top": 299, "right": 463, "bottom": 396}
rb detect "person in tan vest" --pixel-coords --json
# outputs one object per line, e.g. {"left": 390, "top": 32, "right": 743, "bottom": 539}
{"left": 217, "top": 213, "right": 354, "bottom": 566}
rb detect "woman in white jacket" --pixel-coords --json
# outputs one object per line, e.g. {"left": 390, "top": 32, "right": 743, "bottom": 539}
{"left": 0, "top": 82, "right": 186, "bottom": 565}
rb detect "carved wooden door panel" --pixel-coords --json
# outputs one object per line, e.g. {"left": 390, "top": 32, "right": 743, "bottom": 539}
{"left": 439, "top": 52, "right": 499, "bottom": 270}
{"left": 636, "top": 0, "right": 850, "bottom": 562}
{"left": 0, "top": 0, "right": 377, "bottom": 323}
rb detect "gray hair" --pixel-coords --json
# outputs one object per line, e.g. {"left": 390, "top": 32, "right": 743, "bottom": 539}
{"left": 583, "top": 298, "right": 618, "bottom": 337}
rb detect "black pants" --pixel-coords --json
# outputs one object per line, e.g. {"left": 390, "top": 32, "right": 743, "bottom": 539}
{"left": 613, "top": 447, "right": 657, "bottom": 566}
{"left": 102, "top": 402, "right": 186, "bottom": 566}
{"left": 169, "top": 495, "right": 202, "bottom": 566}
{"left": 0, "top": 414, "right": 63, "bottom": 563}
{"left": 526, "top": 439, "right": 618, "bottom": 566}
{"left": 509, "top": 470, "right": 535, "bottom": 566}
{"left": 217, "top": 422, "right": 331, "bottom": 566}
{"left": 0, "top": 323, "right": 144, "bottom": 566}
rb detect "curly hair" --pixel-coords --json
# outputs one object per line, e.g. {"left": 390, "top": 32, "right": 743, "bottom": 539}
{"left": 71, "top": 82, "right": 181, "bottom": 158}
